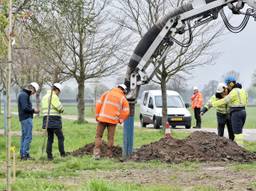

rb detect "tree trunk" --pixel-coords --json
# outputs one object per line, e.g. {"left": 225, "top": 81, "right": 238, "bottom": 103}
{"left": 77, "top": 80, "right": 85, "bottom": 123}
{"left": 161, "top": 74, "right": 168, "bottom": 132}
{"left": 0, "top": 90, "right": 2, "bottom": 114}
{"left": 35, "top": 91, "right": 41, "bottom": 117}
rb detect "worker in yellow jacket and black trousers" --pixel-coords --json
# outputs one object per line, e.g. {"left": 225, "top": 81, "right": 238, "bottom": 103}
{"left": 93, "top": 84, "right": 130, "bottom": 159}
{"left": 42, "top": 83, "right": 65, "bottom": 160}
{"left": 210, "top": 77, "right": 248, "bottom": 146}
{"left": 201, "top": 83, "right": 234, "bottom": 140}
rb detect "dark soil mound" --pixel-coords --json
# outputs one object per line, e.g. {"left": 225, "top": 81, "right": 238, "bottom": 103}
{"left": 132, "top": 131, "right": 256, "bottom": 163}
{"left": 71, "top": 132, "right": 256, "bottom": 163}
{"left": 71, "top": 141, "right": 122, "bottom": 158}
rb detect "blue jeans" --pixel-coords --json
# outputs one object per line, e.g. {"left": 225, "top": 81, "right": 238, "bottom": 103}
{"left": 20, "top": 118, "right": 33, "bottom": 157}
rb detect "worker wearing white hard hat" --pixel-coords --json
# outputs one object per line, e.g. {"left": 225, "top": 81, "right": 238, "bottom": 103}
{"left": 193, "top": 86, "right": 199, "bottom": 91}
{"left": 93, "top": 84, "right": 130, "bottom": 159}
{"left": 211, "top": 78, "right": 248, "bottom": 147}
{"left": 17, "top": 82, "right": 40, "bottom": 160}
{"left": 191, "top": 86, "right": 203, "bottom": 128}
{"left": 117, "top": 84, "right": 128, "bottom": 94}
{"left": 53, "top": 83, "right": 63, "bottom": 92}
{"left": 201, "top": 82, "right": 234, "bottom": 140}
{"left": 41, "top": 82, "right": 65, "bottom": 160}
{"left": 29, "top": 82, "right": 40, "bottom": 93}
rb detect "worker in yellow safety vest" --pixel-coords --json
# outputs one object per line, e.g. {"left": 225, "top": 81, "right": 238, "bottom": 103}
{"left": 201, "top": 83, "right": 234, "bottom": 140}
{"left": 41, "top": 83, "right": 65, "bottom": 160}
{"left": 210, "top": 76, "right": 248, "bottom": 146}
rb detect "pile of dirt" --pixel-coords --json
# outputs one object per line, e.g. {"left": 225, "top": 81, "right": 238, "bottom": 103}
{"left": 71, "top": 132, "right": 256, "bottom": 163}
{"left": 132, "top": 131, "right": 256, "bottom": 163}
{"left": 71, "top": 141, "right": 122, "bottom": 158}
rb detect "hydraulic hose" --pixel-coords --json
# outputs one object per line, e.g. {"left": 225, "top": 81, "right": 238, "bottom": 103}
{"left": 124, "top": 4, "right": 193, "bottom": 90}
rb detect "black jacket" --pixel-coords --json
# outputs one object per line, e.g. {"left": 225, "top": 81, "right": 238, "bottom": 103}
{"left": 42, "top": 116, "right": 62, "bottom": 129}
{"left": 17, "top": 89, "right": 34, "bottom": 121}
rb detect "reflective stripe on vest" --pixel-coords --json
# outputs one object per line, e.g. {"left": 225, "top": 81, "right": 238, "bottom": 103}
{"left": 98, "top": 113, "right": 119, "bottom": 121}
{"left": 123, "top": 107, "right": 129, "bottom": 111}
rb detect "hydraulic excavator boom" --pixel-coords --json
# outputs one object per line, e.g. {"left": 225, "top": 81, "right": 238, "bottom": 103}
{"left": 122, "top": 0, "right": 256, "bottom": 158}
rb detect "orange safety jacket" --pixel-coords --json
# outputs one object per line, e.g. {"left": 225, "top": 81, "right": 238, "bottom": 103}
{"left": 191, "top": 91, "right": 203, "bottom": 109}
{"left": 96, "top": 87, "right": 130, "bottom": 125}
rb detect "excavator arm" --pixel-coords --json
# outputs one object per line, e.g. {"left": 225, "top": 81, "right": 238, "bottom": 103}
{"left": 122, "top": 0, "right": 256, "bottom": 158}
{"left": 124, "top": 0, "right": 256, "bottom": 104}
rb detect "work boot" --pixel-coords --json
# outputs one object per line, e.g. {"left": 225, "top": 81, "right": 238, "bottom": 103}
{"left": 26, "top": 154, "right": 35, "bottom": 160}
{"left": 107, "top": 148, "right": 113, "bottom": 158}
{"left": 93, "top": 155, "right": 100, "bottom": 160}
{"left": 93, "top": 147, "right": 101, "bottom": 160}
{"left": 20, "top": 155, "right": 27, "bottom": 161}
{"left": 47, "top": 154, "right": 53, "bottom": 161}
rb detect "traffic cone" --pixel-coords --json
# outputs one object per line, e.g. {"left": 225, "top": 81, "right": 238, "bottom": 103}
{"left": 165, "top": 121, "right": 171, "bottom": 139}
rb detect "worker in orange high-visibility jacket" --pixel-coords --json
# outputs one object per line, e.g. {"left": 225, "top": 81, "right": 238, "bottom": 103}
{"left": 93, "top": 84, "right": 130, "bottom": 159}
{"left": 191, "top": 86, "right": 203, "bottom": 128}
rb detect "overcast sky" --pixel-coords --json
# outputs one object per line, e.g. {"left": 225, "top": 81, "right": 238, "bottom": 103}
{"left": 65, "top": 12, "right": 256, "bottom": 91}
{"left": 189, "top": 18, "right": 255, "bottom": 90}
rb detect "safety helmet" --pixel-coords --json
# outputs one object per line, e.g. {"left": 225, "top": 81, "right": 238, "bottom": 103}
{"left": 224, "top": 76, "right": 236, "bottom": 85}
{"left": 216, "top": 82, "right": 226, "bottom": 93}
{"left": 30, "top": 82, "right": 39, "bottom": 92}
{"left": 53, "top": 83, "right": 63, "bottom": 92}
{"left": 193, "top": 86, "right": 199, "bottom": 91}
{"left": 118, "top": 84, "right": 127, "bottom": 93}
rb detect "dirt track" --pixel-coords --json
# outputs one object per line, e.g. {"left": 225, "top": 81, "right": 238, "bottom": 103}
{"left": 51, "top": 161, "right": 256, "bottom": 191}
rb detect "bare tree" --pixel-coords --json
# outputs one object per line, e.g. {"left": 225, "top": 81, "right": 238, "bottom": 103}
{"left": 27, "top": 0, "right": 126, "bottom": 122}
{"left": 253, "top": 70, "right": 256, "bottom": 87}
{"left": 115, "top": 0, "right": 224, "bottom": 128}
{"left": 202, "top": 80, "right": 219, "bottom": 101}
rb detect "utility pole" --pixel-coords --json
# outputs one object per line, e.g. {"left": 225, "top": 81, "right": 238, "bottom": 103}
{"left": 6, "top": 0, "right": 13, "bottom": 190}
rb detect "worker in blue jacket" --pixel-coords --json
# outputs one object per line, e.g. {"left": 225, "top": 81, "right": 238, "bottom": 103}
{"left": 17, "top": 82, "right": 40, "bottom": 160}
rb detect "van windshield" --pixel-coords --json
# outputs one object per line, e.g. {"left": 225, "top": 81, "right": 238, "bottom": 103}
{"left": 155, "top": 95, "right": 184, "bottom": 108}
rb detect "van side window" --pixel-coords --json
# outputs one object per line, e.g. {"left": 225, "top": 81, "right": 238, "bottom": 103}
{"left": 148, "top": 97, "right": 154, "bottom": 109}
{"left": 143, "top": 92, "right": 148, "bottom": 105}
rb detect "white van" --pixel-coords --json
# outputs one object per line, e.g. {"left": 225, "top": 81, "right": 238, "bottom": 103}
{"left": 139, "top": 90, "right": 191, "bottom": 129}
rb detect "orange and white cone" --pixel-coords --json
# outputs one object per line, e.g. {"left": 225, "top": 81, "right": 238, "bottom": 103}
{"left": 165, "top": 121, "right": 171, "bottom": 139}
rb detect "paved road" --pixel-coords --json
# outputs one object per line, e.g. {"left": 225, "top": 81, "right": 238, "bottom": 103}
{"left": 1, "top": 114, "right": 255, "bottom": 142}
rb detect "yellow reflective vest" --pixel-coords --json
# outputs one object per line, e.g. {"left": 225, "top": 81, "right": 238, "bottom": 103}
{"left": 41, "top": 90, "right": 64, "bottom": 116}
{"left": 205, "top": 95, "right": 228, "bottom": 114}
{"left": 212, "top": 88, "right": 248, "bottom": 108}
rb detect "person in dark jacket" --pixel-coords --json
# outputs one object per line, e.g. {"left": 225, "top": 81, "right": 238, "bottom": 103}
{"left": 41, "top": 83, "right": 65, "bottom": 160}
{"left": 17, "top": 82, "right": 40, "bottom": 160}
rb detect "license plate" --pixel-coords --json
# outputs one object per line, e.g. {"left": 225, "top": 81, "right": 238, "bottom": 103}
{"left": 171, "top": 117, "right": 183, "bottom": 121}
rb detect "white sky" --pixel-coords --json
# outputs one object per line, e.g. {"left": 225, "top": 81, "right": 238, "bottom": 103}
{"left": 64, "top": 11, "right": 256, "bottom": 91}
{"left": 188, "top": 19, "right": 256, "bottom": 89}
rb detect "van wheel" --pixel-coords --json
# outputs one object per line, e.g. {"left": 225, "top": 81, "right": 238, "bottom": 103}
{"left": 140, "top": 115, "right": 147, "bottom": 128}
{"left": 153, "top": 118, "right": 160, "bottom": 129}
{"left": 185, "top": 125, "right": 191, "bottom": 129}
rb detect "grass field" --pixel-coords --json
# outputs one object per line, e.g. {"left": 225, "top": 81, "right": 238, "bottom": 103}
{"left": 62, "top": 104, "right": 256, "bottom": 128}
{"left": 0, "top": 114, "right": 256, "bottom": 190}
{"left": 8, "top": 103, "right": 256, "bottom": 128}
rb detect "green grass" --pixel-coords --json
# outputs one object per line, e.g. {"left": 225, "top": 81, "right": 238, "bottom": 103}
{"left": 63, "top": 104, "right": 256, "bottom": 129}
{"left": 199, "top": 106, "right": 256, "bottom": 129}
{"left": 0, "top": 114, "right": 255, "bottom": 190}
{"left": 7, "top": 104, "right": 256, "bottom": 128}
{"left": 0, "top": 114, "right": 193, "bottom": 190}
